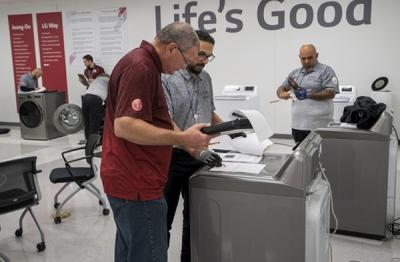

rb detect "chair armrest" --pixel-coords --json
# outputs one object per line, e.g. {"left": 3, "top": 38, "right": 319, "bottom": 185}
{"left": 64, "top": 155, "right": 96, "bottom": 188}
{"left": 26, "top": 170, "right": 42, "bottom": 175}
{"left": 64, "top": 155, "right": 93, "bottom": 165}
{"left": 93, "top": 152, "right": 102, "bottom": 158}
{"left": 61, "top": 146, "right": 86, "bottom": 162}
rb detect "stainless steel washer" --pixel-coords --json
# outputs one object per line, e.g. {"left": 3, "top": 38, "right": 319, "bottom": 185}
{"left": 18, "top": 92, "right": 65, "bottom": 140}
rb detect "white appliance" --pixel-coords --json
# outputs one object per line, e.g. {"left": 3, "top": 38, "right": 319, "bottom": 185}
{"left": 214, "top": 85, "right": 259, "bottom": 121}
{"left": 333, "top": 85, "right": 357, "bottom": 122}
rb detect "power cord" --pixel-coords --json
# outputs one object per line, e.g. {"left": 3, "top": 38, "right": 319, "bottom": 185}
{"left": 318, "top": 160, "right": 339, "bottom": 234}
{"left": 318, "top": 145, "right": 339, "bottom": 262}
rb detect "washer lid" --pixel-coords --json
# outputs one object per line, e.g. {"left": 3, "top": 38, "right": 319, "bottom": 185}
{"left": 371, "top": 77, "right": 388, "bottom": 91}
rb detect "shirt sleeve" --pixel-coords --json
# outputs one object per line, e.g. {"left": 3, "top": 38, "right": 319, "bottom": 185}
{"left": 114, "top": 63, "right": 156, "bottom": 122}
{"left": 206, "top": 74, "right": 216, "bottom": 111}
{"left": 161, "top": 74, "right": 174, "bottom": 118}
{"left": 19, "top": 75, "right": 28, "bottom": 87}
{"left": 321, "top": 66, "right": 339, "bottom": 93}
{"left": 95, "top": 66, "right": 105, "bottom": 78}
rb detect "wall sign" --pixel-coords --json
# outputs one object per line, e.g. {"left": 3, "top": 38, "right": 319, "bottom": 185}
{"left": 8, "top": 14, "right": 37, "bottom": 96}
{"left": 37, "top": 12, "right": 68, "bottom": 100}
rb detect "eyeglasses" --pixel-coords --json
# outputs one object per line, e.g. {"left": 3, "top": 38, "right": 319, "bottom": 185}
{"left": 177, "top": 47, "right": 194, "bottom": 66}
{"left": 198, "top": 51, "right": 215, "bottom": 63}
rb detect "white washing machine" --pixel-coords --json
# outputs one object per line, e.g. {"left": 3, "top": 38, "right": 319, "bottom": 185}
{"left": 333, "top": 85, "right": 357, "bottom": 122}
{"left": 18, "top": 92, "right": 65, "bottom": 140}
{"left": 214, "top": 85, "right": 259, "bottom": 121}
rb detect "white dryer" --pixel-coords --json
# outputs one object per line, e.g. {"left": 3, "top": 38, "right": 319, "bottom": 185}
{"left": 333, "top": 85, "right": 357, "bottom": 122}
{"left": 214, "top": 85, "right": 259, "bottom": 121}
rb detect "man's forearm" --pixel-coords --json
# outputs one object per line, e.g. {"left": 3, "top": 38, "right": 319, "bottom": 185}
{"left": 308, "top": 89, "right": 335, "bottom": 101}
{"left": 277, "top": 85, "right": 291, "bottom": 99}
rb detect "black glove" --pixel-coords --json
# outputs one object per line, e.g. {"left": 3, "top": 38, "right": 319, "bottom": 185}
{"left": 228, "top": 132, "right": 247, "bottom": 139}
{"left": 288, "top": 76, "right": 300, "bottom": 90}
{"left": 196, "top": 150, "right": 223, "bottom": 167}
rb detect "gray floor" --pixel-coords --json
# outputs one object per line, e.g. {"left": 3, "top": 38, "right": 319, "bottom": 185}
{"left": 0, "top": 127, "right": 399, "bottom": 262}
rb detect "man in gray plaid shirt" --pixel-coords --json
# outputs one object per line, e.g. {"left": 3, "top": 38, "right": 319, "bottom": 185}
{"left": 161, "top": 30, "right": 223, "bottom": 262}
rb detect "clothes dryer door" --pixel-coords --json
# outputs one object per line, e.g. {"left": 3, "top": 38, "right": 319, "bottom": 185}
{"left": 52, "top": 103, "right": 84, "bottom": 134}
{"left": 19, "top": 101, "right": 43, "bottom": 128}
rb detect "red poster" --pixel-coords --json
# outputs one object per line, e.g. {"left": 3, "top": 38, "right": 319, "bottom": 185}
{"left": 37, "top": 12, "right": 68, "bottom": 101}
{"left": 8, "top": 14, "right": 37, "bottom": 96}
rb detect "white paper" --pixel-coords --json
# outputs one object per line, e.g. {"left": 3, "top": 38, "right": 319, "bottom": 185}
{"left": 209, "top": 135, "right": 236, "bottom": 151}
{"left": 230, "top": 133, "right": 273, "bottom": 156}
{"left": 233, "top": 109, "right": 273, "bottom": 142}
{"left": 219, "top": 153, "right": 262, "bottom": 163}
{"left": 210, "top": 162, "right": 265, "bottom": 174}
{"left": 20, "top": 87, "right": 47, "bottom": 93}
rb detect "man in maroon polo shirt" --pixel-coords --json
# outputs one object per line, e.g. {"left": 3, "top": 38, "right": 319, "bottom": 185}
{"left": 101, "top": 22, "right": 214, "bottom": 262}
{"left": 82, "top": 54, "right": 105, "bottom": 86}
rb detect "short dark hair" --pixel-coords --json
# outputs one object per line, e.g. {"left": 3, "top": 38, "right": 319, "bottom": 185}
{"left": 83, "top": 55, "right": 93, "bottom": 62}
{"left": 195, "top": 30, "right": 215, "bottom": 45}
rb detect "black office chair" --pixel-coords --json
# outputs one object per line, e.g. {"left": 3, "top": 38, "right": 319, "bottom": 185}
{"left": 49, "top": 133, "right": 109, "bottom": 224}
{"left": 0, "top": 156, "right": 46, "bottom": 252}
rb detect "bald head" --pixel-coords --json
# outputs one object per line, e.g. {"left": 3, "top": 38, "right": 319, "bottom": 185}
{"left": 299, "top": 44, "right": 318, "bottom": 69}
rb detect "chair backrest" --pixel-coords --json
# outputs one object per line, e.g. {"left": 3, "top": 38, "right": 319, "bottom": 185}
{"left": 85, "top": 133, "right": 101, "bottom": 165}
{"left": 0, "top": 156, "right": 40, "bottom": 214}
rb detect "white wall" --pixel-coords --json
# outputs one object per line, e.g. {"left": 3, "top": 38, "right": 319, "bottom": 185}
{"left": 1, "top": 0, "right": 399, "bottom": 135}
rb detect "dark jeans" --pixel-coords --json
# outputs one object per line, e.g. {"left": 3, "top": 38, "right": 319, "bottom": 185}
{"left": 164, "top": 148, "right": 204, "bottom": 262}
{"left": 82, "top": 94, "right": 104, "bottom": 140}
{"left": 292, "top": 128, "right": 311, "bottom": 144}
{"left": 108, "top": 196, "right": 168, "bottom": 262}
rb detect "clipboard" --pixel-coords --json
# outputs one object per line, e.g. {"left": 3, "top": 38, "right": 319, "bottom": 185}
{"left": 78, "top": 74, "right": 89, "bottom": 87}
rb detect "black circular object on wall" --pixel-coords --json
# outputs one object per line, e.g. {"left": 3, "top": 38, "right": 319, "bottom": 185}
{"left": 371, "top": 77, "right": 389, "bottom": 91}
